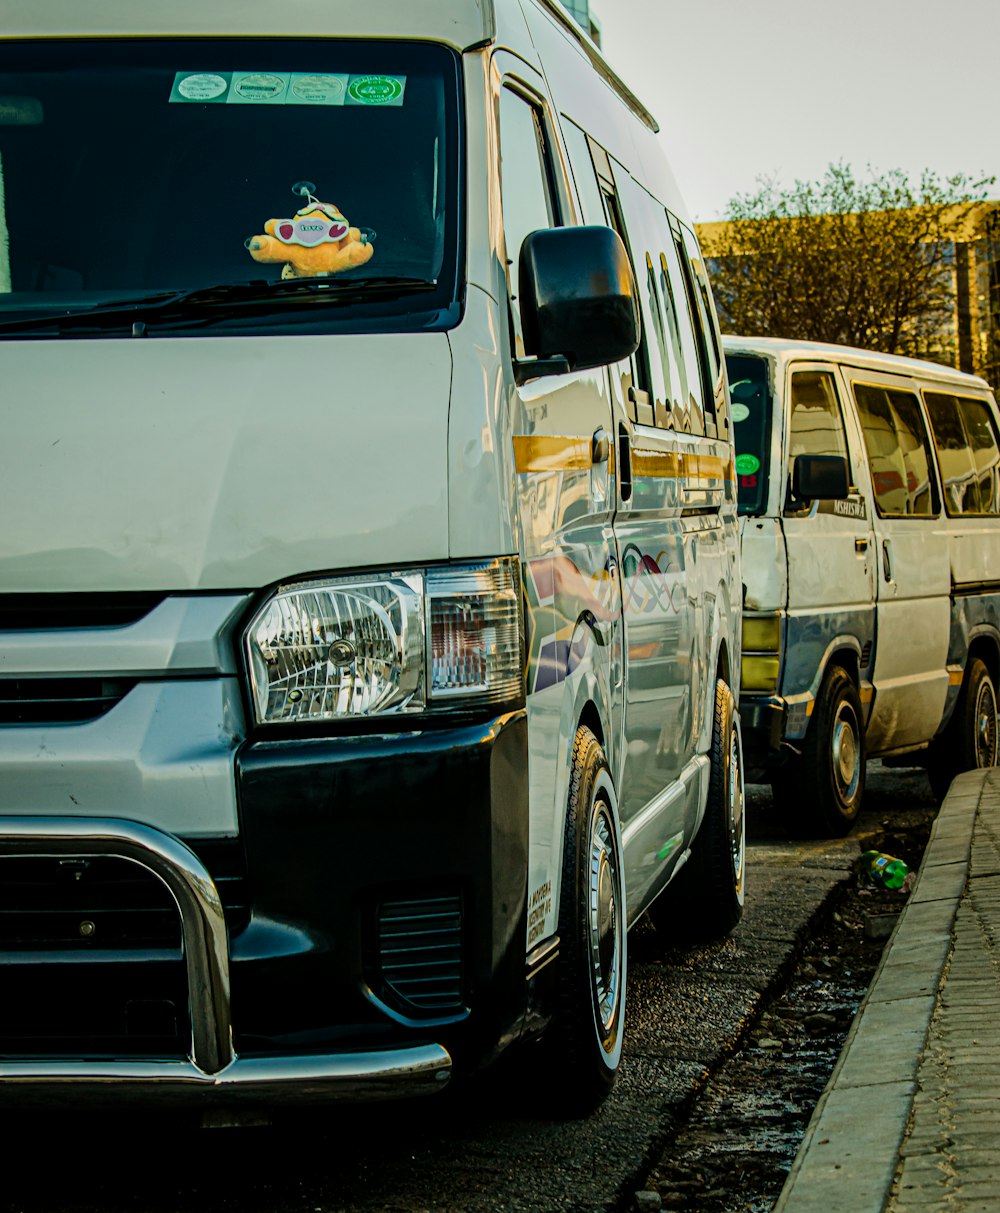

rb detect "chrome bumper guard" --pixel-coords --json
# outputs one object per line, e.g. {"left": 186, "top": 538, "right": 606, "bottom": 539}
{"left": 0, "top": 817, "right": 452, "bottom": 1102}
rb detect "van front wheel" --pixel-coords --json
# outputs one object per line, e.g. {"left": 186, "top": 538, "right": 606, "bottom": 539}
{"left": 773, "top": 666, "right": 865, "bottom": 836}
{"left": 548, "top": 726, "right": 626, "bottom": 1115}
{"left": 927, "top": 657, "right": 998, "bottom": 802}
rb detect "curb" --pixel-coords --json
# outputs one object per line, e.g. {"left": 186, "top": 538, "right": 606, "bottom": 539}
{"left": 771, "top": 767, "right": 989, "bottom": 1213}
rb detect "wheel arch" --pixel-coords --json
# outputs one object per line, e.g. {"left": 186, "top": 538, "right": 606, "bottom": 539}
{"left": 967, "top": 632, "right": 1000, "bottom": 696}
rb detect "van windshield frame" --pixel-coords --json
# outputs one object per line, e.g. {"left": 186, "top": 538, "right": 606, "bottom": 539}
{"left": 0, "top": 38, "right": 464, "bottom": 337}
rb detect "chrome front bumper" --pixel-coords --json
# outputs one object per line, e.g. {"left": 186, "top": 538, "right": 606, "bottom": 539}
{"left": 0, "top": 817, "right": 452, "bottom": 1104}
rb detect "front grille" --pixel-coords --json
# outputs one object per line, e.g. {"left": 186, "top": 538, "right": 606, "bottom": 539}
{"left": 0, "top": 592, "right": 165, "bottom": 631}
{"left": 376, "top": 894, "right": 464, "bottom": 1013}
{"left": 0, "top": 839, "right": 250, "bottom": 949}
{"left": 0, "top": 677, "right": 136, "bottom": 724}
{"left": 0, "top": 839, "right": 246, "bottom": 1058}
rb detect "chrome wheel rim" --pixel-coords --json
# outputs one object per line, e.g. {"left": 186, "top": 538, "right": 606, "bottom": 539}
{"left": 974, "top": 677, "right": 998, "bottom": 768}
{"left": 831, "top": 702, "right": 861, "bottom": 804}
{"left": 589, "top": 799, "right": 622, "bottom": 1036}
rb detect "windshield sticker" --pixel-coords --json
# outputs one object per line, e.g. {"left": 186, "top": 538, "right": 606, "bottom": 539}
{"left": 290, "top": 74, "right": 349, "bottom": 105}
{"left": 735, "top": 453, "right": 761, "bottom": 476}
{"left": 246, "top": 181, "right": 375, "bottom": 279}
{"left": 171, "top": 71, "right": 357, "bottom": 106}
{"left": 731, "top": 402, "right": 750, "bottom": 423}
{"left": 346, "top": 75, "right": 406, "bottom": 106}
{"left": 170, "top": 72, "right": 231, "bottom": 103}
{"left": 230, "top": 72, "right": 290, "bottom": 104}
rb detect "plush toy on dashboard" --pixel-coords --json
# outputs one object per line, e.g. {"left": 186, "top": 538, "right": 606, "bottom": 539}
{"left": 246, "top": 181, "right": 375, "bottom": 279}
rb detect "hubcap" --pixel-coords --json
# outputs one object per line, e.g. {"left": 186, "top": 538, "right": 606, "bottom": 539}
{"left": 589, "top": 803, "right": 621, "bottom": 1035}
{"left": 831, "top": 704, "right": 861, "bottom": 802}
{"left": 974, "top": 679, "right": 998, "bottom": 768}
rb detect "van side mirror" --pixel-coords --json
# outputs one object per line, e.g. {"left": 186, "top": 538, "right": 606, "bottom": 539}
{"left": 792, "top": 454, "right": 850, "bottom": 501}
{"left": 514, "top": 226, "right": 640, "bottom": 385}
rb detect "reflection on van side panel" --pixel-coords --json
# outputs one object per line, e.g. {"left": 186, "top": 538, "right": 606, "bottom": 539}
{"left": 726, "top": 335, "right": 1000, "bottom": 836}
{"left": 0, "top": 0, "right": 743, "bottom": 1115}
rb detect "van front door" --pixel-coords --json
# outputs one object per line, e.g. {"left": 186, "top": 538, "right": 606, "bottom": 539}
{"left": 780, "top": 364, "right": 876, "bottom": 734}
{"left": 849, "top": 373, "right": 950, "bottom": 751}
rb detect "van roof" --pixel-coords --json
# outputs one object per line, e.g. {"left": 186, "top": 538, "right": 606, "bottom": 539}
{"left": 722, "top": 334, "right": 992, "bottom": 392}
{"left": 0, "top": 0, "right": 494, "bottom": 49}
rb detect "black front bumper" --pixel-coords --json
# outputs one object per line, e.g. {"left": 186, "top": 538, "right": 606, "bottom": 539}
{"left": 0, "top": 710, "right": 529, "bottom": 1103}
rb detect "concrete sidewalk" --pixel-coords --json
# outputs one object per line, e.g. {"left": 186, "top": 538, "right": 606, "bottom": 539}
{"left": 774, "top": 765, "right": 1000, "bottom": 1213}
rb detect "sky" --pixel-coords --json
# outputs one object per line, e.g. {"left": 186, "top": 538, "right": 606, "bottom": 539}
{"left": 596, "top": 0, "right": 1000, "bottom": 223}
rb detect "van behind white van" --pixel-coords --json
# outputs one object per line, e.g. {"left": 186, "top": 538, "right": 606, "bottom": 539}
{"left": 0, "top": 0, "right": 742, "bottom": 1114}
{"left": 726, "top": 335, "right": 1000, "bottom": 834}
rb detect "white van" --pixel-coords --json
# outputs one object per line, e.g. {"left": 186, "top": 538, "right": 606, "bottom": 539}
{"left": 0, "top": 0, "right": 743, "bottom": 1113}
{"left": 726, "top": 335, "right": 1000, "bottom": 834}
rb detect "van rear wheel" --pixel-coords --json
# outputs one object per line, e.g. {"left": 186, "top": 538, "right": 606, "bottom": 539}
{"left": 548, "top": 726, "right": 626, "bottom": 1116}
{"left": 927, "top": 657, "right": 998, "bottom": 802}
{"left": 773, "top": 665, "right": 865, "bottom": 836}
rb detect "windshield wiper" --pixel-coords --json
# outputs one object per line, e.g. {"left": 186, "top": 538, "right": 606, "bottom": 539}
{"left": 0, "top": 276, "right": 440, "bottom": 336}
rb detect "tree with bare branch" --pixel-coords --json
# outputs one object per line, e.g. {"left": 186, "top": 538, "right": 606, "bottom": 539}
{"left": 700, "top": 164, "right": 994, "bottom": 365}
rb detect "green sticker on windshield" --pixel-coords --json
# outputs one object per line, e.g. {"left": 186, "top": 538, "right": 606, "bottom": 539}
{"left": 346, "top": 75, "right": 406, "bottom": 106}
{"left": 731, "top": 402, "right": 750, "bottom": 423}
{"left": 736, "top": 453, "right": 761, "bottom": 476}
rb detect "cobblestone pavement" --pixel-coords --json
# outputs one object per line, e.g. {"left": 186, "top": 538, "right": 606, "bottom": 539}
{"left": 888, "top": 772, "right": 1000, "bottom": 1213}
{"left": 775, "top": 767, "right": 1000, "bottom": 1213}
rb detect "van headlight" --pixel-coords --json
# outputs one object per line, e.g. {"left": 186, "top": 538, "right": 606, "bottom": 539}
{"left": 244, "top": 558, "right": 524, "bottom": 724}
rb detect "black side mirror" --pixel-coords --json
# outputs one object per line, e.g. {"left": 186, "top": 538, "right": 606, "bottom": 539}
{"left": 792, "top": 454, "right": 850, "bottom": 501}
{"left": 515, "top": 226, "right": 640, "bottom": 385}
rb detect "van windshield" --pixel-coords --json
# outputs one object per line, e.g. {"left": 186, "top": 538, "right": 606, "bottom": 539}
{"left": 726, "top": 352, "right": 772, "bottom": 515}
{"left": 0, "top": 39, "right": 461, "bottom": 336}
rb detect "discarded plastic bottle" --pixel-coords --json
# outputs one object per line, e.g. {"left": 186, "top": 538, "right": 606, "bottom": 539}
{"left": 861, "top": 850, "right": 914, "bottom": 892}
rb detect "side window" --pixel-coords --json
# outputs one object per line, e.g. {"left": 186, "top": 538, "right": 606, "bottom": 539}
{"left": 786, "top": 371, "right": 851, "bottom": 513}
{"left": 607, "top": 169, "right": 666, "bottom": 428}
{"left": 854, "top": 383, "right": 939, "bottom": 517}
{"left": 613, "top": 169, "right": 703, "bottom": 432}
{"left": 925, "top": 391, "right": 1000, "bottom": 515}
{"left": 561, "top": 119, "right": 605, "bottom": 227}
{"left": 660, "top": 221, "right": 709, "bottom": 436}
{"left": 498, "top": 86, "right": 556, "bottom": 359}
{"left": 680, "top": 223, "right": 726, "bottom": 435}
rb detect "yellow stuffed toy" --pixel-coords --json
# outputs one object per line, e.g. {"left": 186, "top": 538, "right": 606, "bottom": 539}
{"left": 246, "top": 182, "right": 375, "bottom": 279}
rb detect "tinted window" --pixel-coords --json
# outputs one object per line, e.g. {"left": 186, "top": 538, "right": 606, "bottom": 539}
{"left": 498, "top": 87, "right": 555, "bottom": 359}
{"left": 925, "top": 391, "right": 1000, "bottom": 515}
{"left": 679, "top": 223, "right": 724, "bottom": 434}
{"left": 658, "top": 223, "right": 707, "bottom": 435}
{"left": 854, "top": 383, "right": 939, "bottom": 517}
{"left": 613, "top": 170, "right": 672, "bottom": 428}
{"left": 0, "top": 39, "right": 460, "bottom": 336}
{"left": 726, "top": 352, "right": 771, "bottom": 515}
{"left": 561, "top": 119, "right": 605, "bottom": 226}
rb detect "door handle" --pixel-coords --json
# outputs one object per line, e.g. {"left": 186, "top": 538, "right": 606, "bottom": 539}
{"left": 592, "top": 428, "right": 610, "bottom": 465}
{"left": 882, "top": 539, "right": 893, "bottom": 582}
{"left": 617, "top": 423, "right": 633, "bottom": 502}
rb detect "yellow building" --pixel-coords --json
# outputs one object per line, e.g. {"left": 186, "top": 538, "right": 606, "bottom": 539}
{"left": 697, "top": 201, "right": 1000, "bottom": 393}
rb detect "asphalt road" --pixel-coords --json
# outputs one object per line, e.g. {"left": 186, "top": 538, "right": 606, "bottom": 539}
{"left": 2, "top": 765, "right": 933, "bottom": 1213}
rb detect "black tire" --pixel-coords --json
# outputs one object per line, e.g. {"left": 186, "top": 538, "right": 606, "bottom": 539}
{"left": 927, "top": 657, "right": 998, "bottom": 802}
{"left": 772, "top": 665, "right": 865, "bottom": 836}
{"left": 649, "top": 678, "right": 745, "bottom": 942}
{"left": 548, "top": 726, "right": 626, "bottom": 1115}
